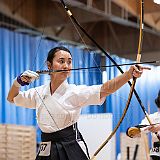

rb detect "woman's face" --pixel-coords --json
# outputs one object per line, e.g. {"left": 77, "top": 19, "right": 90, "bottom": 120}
{"left": 49, "top": 50, "right": 72, "bottom": 80}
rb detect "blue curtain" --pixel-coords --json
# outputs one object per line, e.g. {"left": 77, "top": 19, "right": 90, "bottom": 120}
{"left": 105, "top": 55, "right": 160, "bottom": 155}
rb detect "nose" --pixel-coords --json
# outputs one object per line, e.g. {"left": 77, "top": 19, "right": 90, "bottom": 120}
{"left": 63, "top": 62, "right": 69, "bottom": 70}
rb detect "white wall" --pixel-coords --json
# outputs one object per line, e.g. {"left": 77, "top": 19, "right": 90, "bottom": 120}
{"left": 78, "top": 113, "right": 115, "bottom": 160}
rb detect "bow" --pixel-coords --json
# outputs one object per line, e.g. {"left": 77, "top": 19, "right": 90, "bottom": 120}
{"left": 91, "top": 1, "right": 159, "bottom": 158}
{"left": 132, "top": 0, "right": 160, "bottom": 141}
{"left": 58, "top": 0, "right": 151, "bottom": 157}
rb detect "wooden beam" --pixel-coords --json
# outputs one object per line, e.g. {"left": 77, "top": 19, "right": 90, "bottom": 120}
{"left": 112, "top": 0, "right": 138, "bottom": 17}
{"left": 112, "top": 0, "right": 160, "bottom": 32}
{"left": 0, "top": 0, "right": 36, "bottom": 27}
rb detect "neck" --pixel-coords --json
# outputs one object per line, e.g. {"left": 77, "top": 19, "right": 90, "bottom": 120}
{"left": 50, "top": 77, "right": 66, "bottom": 95}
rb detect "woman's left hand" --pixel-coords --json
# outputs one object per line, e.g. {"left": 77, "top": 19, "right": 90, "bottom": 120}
{"left": 128, "top": 65, "right": 151, "bottom": 78}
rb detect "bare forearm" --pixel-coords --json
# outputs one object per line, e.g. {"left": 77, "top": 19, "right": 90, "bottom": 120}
{"left": 100, "top": 71, "right": 132, "bottom": 98}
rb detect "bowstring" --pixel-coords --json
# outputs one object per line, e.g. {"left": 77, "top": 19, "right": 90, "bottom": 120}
{"left": 29, "top": 8, "right": 61, "bottom": 131}
{"left": 67, "top": 14, "right": 103, "bottom": 75}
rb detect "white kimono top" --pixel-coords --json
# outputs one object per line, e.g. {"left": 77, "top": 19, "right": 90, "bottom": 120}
{"left": 13, "top": 80, "right": 105, "bottom": 133}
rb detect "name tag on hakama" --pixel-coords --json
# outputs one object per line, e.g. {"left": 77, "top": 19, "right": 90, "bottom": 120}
{"left": 39, "top": 141, "right": 51, "bottom": 156}
{"left": 150, "top": 142, "right": 160, "bottom": 157}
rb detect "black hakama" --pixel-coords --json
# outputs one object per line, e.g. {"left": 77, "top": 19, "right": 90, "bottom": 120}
{"left": 36, "top": 124, "right": 89, "bottom": 160}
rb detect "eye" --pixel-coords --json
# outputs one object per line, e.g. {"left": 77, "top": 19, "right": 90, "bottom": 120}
{"left": 59, "top": 59, "right": 65, "bottom": 64}
{"left": 68, "top": 61, "right": 72, "bottom": 65}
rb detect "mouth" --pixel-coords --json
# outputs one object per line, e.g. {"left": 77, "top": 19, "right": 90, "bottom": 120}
{"left": 61, "top": 70, "right": 70, "bottom": 74}
{"left": 62, "top": 69, "right": 70, "bottom": 73}
{"left": 55, "top": 69, "right": 70, "bottom": 73}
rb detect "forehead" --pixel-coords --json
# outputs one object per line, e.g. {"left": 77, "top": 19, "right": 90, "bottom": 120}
{"left": 54, "top": 50, "right": 72, "bottom": 59}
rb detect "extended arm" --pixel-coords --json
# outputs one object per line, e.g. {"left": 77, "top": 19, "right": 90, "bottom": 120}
{"left": 100, "top": 65, "right": 146, "bottom": 99}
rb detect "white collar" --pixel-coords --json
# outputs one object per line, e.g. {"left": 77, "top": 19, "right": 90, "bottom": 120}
{"left": 43, "top": 80, "right": 69, "bottom": 96}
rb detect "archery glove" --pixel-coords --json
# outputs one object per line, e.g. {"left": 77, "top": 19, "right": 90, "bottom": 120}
{"left": 126, "top": 127, "right": 141, "bottom": 138}
{"left": 14, "top": 70, "right": 39, "bottom": 87}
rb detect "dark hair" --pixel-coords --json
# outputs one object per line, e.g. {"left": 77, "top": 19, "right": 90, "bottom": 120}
{"left": 47, "top": 46, "right": 72, "bottom": 64}
{"left": 155, "top": 90, "right": 160, "bottom": 108}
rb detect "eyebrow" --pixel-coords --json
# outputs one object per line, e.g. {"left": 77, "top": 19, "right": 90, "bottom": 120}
{"left": 59, "top": 57, "right": 72, "bottom": 60}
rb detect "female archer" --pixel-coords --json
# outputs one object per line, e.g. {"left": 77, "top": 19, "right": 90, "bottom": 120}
{"left": 7, "top": 46, "right": 145, "bottom": 160}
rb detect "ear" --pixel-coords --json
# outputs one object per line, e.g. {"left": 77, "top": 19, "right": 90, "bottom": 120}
{"left": 47, "top": 61, "right": 52, "bottom": 70}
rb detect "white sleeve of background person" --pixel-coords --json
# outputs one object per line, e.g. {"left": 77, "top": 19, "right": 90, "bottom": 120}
{"left": 140, "top": 116, "right": 150, "bottom": 133}
{"left": 140, "top": 113, "right": 157, "bottom": 134}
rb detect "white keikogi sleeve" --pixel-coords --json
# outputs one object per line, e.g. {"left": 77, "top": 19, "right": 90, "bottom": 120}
{"left": 140, "top": 117, "right": 150, "bottom": 133}
{"left": 140, "top": 113, "right": 157, "bottom": 134}
{"left": 13, "top": 88, "right": 36, "bottom": 109}
{"left": 74, "top": 84, "right": 105, "bottom": 107}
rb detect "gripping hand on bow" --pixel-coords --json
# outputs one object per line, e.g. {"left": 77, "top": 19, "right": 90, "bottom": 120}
{"left": 14, "top": 70, "right": 39, "bottom": 87}
{"left": 128, "top": 65, "right": 150, "bottom": 78}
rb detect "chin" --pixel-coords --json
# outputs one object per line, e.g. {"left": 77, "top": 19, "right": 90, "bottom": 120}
{"left": 62, "top": 72, "right": 71, "bottom": 77}
{"left": 60, "top": 74, "right": 69, "bottom": 80}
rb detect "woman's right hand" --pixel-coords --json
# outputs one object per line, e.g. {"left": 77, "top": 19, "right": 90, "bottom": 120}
{"left": 7, "top": 70, "right": 39, "bottom": 103}
{"left": 15, "top": 70, "right": 39, "bottom": 87}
